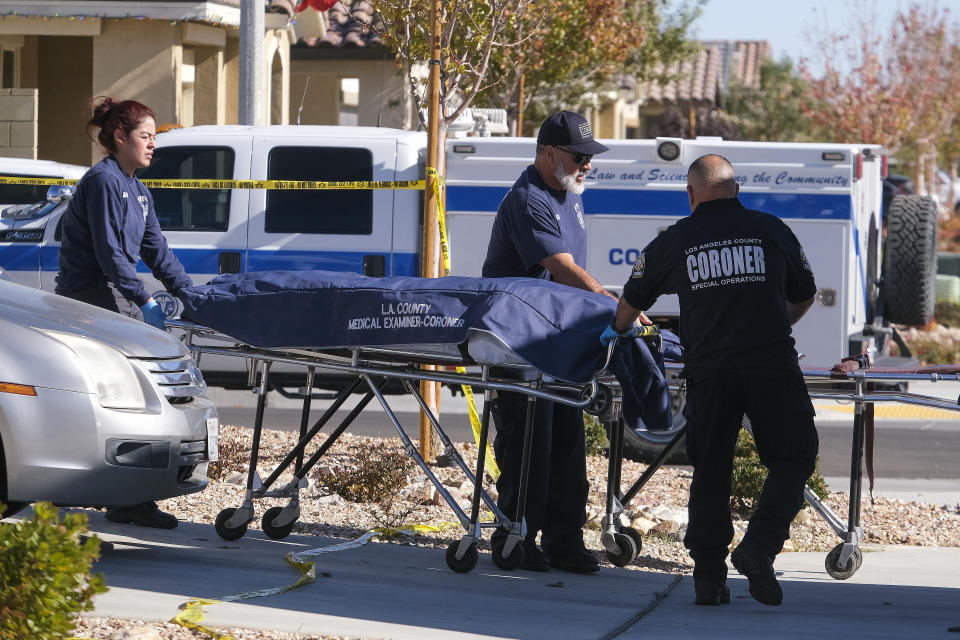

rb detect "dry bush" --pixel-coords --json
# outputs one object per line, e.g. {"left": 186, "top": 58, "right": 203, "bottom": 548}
{"left": 321, "top": 444, "right": 415, "bottom": 503}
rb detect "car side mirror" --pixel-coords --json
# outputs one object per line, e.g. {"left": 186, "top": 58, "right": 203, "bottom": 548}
{"left": 46, "top": 184, "right": 74, "bottom": 203}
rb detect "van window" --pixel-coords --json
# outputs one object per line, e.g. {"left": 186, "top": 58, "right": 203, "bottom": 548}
{"left": 139, "top": 146, "right": 234, "bottom": 231}
{"left": 265, "top": 146, "right": 373, "bottom": 234}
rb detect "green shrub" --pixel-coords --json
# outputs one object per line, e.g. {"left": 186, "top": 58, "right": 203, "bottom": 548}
{"left": 0, "top": 502, "right": 107, "bottom": 640}
{"left": 583, "top": 414, "right": 608, "bottom": 457}
{"left": 730, "top": 430, "right": 829, "bottom": 517}
{"left": 321, "top": 444, "right": 415, "bottom": 503}
{"left": 894, "top": 332, "right": 960, "bottom": 365}
{"left": 935, "top": 301, "right": 960, "bottom": 328}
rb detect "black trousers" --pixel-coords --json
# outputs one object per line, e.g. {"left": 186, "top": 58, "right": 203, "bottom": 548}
{"left": 490, "top": 390, "right": 589, "bottom": 557}
{"left": 682, "top": 368, "right": 818, "bottom": 581}
{"left": 56, "top": 280, "right": 143, "bottom": 321}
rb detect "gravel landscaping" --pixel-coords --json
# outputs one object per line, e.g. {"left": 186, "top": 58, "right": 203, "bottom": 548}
{"left": 70, "top": 424, "right": 960, "bottom": 639}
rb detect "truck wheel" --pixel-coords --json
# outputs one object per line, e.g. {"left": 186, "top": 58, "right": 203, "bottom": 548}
{"left": 884, "top": 194, "right": 938, "bottom": 326}
{"left": 608, "top": 389, "right": 689, "bottom": 465}
{"left": 865, "top": 213, "right": 880, "bottom": 323}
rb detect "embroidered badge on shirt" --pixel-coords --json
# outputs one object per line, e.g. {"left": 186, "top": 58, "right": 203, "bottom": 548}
{"left": 799, "top": 246, "right": 812, "bottom": 272}
{"left": 138, "top": 195, "right": 149, "bottom": 220}
{"left": 631, "top": 251, "right": 646, "bottom": 279}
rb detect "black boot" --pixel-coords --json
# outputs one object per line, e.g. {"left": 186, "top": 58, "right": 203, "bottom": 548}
{"left": 694, "top": 579, "right": 730, "bottom": 605}
{"left": 105, "top": 501, "right": 178, "bottom": 529}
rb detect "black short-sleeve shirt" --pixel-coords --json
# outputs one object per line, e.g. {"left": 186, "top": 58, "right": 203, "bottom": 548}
{"left": 622, "top": 197, "right": 816, "bottom": 374}
{"left": 482, "top": 165, "right": 588, "bottom": 279}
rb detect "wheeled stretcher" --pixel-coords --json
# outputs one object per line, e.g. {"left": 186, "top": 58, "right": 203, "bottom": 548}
{"left": 598, "top": 356, "right": 960, "bottom": 580}
{"left": 173, "top": 270, "right": 676, "bottom": 573}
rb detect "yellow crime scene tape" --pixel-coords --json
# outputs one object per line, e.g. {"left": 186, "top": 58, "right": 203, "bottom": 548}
{"left": 0, "top": 175, "right": 426, "bottom": 190}
{"left": 428, "top": 167, "right": 500, "bottom": 481}
{"left": 168, "top": 522, "right": 459, "bottom": 639}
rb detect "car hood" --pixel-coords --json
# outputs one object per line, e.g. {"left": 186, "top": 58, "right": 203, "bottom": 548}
{"left": 0, "top": 280, "right": 187, "bottom": 359}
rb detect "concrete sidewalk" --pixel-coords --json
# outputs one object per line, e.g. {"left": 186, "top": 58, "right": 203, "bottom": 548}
{"left": 76, "top": 513, "right": 960, "bottom": 640}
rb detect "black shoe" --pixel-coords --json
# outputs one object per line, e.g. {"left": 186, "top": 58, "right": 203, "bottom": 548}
{"left": 731, "top": 544, "right": 782, "bottom": 606}
{"left": 549, "top": 547, "right": 600, "bottom": 574}
{"left": 519, "top": 539, "right": 551, "bottom": 572}
{"left": 694, "top": 579, "right": 730, "bottom": 605}
{"left": 105, "top": 501, "right": 178, "bottom": 529}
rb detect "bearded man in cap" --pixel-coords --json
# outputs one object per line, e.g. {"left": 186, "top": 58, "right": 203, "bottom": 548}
{"left": 483, "top": 110, "right": 618, "bottom": 573}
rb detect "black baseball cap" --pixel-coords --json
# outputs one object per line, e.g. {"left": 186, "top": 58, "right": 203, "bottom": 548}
{"left": 536, "top": 110, "right": 609, "bottom": 154}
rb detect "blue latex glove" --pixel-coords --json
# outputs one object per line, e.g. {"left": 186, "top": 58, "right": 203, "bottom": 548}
{"left": 600, "top": 321, "right": 640, "bottom": 346}
{"left": 140, "top": 298, "right": 166, "bottom": 330}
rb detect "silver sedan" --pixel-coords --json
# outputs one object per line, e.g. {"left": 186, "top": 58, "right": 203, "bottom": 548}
{"left": 0, "top": 280, "right": 217, "bottom": 517}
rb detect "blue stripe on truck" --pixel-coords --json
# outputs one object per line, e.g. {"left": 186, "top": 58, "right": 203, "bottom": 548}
{"left": 35, "top": 246, "right": 419, "bottom": 277}
{"left": 446, "top": 185, "right": 853, "bottom": 220}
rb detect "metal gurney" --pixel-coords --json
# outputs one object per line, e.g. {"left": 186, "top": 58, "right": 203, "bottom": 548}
{"left": 173, "top": 270, "right": 676, "bottom": 573}
{"left": 596, "top": 355, "right": 960, "bottom": 580}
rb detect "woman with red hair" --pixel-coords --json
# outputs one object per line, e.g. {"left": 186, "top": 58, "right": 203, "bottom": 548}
{"left": 56, "top": 97, "right": 192, "bottom": 530}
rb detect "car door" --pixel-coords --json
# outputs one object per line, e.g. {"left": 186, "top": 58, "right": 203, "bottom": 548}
{"left": 246, "top": 135, "right": 397, "bottom": 276}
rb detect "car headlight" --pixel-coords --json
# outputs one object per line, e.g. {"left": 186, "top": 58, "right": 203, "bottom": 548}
{"left": 44, "top": 331, "right": 146, "bottom": 410}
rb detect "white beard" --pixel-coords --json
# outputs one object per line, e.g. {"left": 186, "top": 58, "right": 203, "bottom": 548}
{"left": 554, "top": 160, "right": 586, "bottom": 195}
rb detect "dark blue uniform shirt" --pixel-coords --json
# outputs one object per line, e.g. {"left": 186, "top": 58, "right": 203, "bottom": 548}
{"left": 57, "top": 156, "right": 191, "bottom": 306}
{"left": 482, "top": 165, "right": 588, "bottom": 278}
{"left": 622, "top": 197, "right": 816, "bottom": 374}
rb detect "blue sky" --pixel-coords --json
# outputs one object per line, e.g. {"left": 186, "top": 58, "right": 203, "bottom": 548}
{"left": 689, "top": 0, "right": 944, "bottom": 65}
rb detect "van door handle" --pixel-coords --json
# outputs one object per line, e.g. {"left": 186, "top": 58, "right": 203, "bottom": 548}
{"left": 219, "top": 252, "right": 242, "bottom": 274}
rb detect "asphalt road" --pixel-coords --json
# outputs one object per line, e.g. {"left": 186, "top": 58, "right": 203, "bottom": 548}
{"left": 212, "top": 394, "right": 960, "bottom": 481}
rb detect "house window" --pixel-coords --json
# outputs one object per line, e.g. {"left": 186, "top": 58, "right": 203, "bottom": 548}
{"left": 138, "top": 146, "right": 234, "bottom": 231}
{"left": 339, "top": 77, "right": 359, "bottom": 126}
{"left": 265, "top": 146, "right": 373, "bottom": 234}
{"left": 181, "top": 47, "right": 196, "bottom": 127}
{"left": 1, "top": 49, "right": 15, "bottom": 89}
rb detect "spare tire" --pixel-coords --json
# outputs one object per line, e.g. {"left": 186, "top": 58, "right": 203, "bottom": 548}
{"left": 883, "top": 194, "right": 938, "bottom": 326}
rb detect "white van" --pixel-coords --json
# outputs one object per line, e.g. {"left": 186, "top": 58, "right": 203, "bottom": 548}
{"left": 0, "top": 127, "right": 937, "bottom": 386}
{"left": 446, "top": 136, "right": 936, "bottom": 368}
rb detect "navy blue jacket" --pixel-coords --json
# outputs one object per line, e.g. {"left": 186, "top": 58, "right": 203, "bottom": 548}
{"left": 482, "top": 165, "right": 588, "bottom": 279}
{"left": 57, "top": 156, "right": 191, "bottom": 306}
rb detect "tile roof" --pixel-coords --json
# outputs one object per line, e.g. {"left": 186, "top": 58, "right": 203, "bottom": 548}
{"left": 297, "top": 0, "right": 383, "bottom": 48}
{"left": 638, "top": 40, "right": 771, "bottom": 107}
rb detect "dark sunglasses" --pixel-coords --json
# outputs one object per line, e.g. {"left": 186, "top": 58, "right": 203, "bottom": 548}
{"left": 555, "top": 146, "right": 593, "bottom": 165}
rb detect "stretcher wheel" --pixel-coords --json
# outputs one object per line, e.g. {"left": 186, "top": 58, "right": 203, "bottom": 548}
{"left": 605, "top": 533, "right": 638, "bottom": 567}
{"left": 491, "top": 538, "right": 525, "bottom": 571}
{"left": 619, "top": 526, "right": 643, "bottom": 555}
{"left": 215, "top": 508, "right": 249, "bottom": 541}
{"left": 824, "top": 543, "right": 862, "bottom": 580}
{"left": 261, "top": 506, "right": 295, "bottom": 540}
{"left": 445, "top": 540, "right": 479, "bottom": 573}
{"left": 584, "top": 384, "right": 613, "bottom": 417}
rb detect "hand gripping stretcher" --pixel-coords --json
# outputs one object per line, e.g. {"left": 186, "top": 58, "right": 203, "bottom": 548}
{"left": 172, "top": 270, "right": 672, "bottom": 573}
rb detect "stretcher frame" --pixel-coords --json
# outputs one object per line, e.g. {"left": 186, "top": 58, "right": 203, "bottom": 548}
{"left": 598, "top": 357, "right": 960, "bottom": 580}
{"left": 169, "top": 319, "right": 611, "bottom": 573}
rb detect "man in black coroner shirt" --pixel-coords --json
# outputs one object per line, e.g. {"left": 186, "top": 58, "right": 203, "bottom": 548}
{"left": 604, "top": 154, "right": 819, "bottom": 606}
